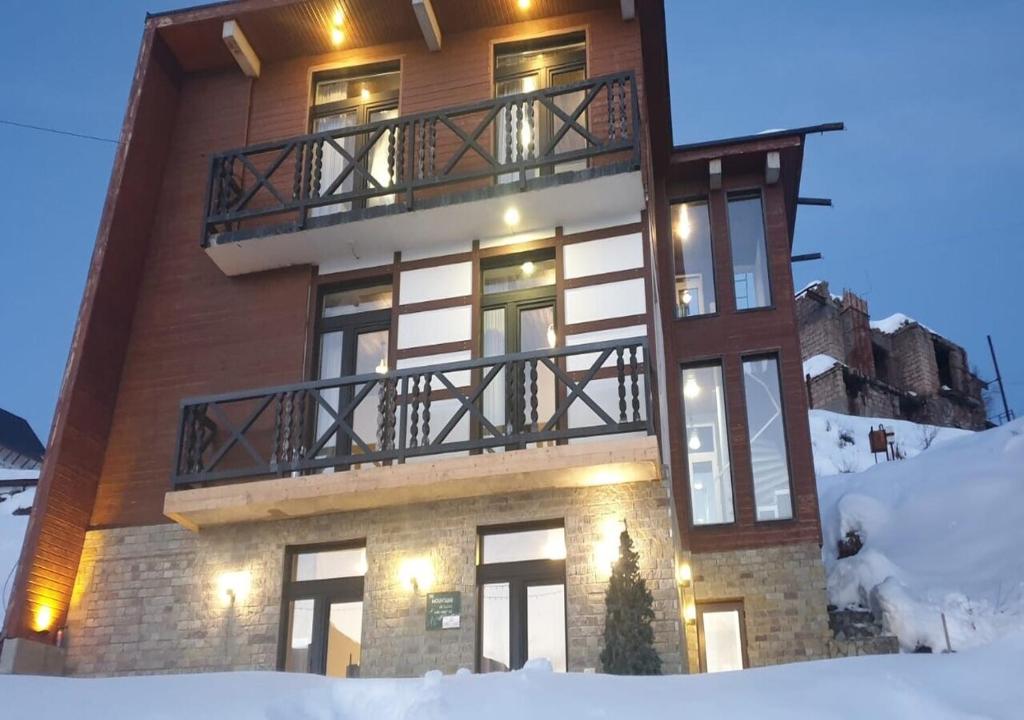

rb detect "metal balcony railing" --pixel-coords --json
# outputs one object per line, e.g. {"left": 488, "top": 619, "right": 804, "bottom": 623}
{"left": 172, "top": 337, "right": 653, "bottom": 487}
{"left": 202, "top": 71, "right": 640, "bottom": 244}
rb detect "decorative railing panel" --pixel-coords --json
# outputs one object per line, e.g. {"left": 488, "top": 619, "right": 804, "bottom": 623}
{"left": 203, "top": 71, "right": 639, "bottom": 243}
{"left": 173, "top": 338, "right": 653, "bottom": 487}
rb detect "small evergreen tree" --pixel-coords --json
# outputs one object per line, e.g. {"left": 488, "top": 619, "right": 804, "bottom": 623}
{"left": 599, "top": 528, "right": 662, "bottom": 675}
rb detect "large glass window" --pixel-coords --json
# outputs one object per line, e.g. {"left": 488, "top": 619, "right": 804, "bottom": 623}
{"left": 697, "top": 602, "right": 747, "bottom": 673}
{"left": 727, "top": 193, "right": 771, "bottom": 309}
{"left": 477, "top": 523, "right": 567, "bottom": 672}
{"left": 671, "top": 200, "right": 716, "bottom": 317}
{"left": 743, "top": 356, "right": 793, "bottom": 521}
{"left": 280, "top": 544, "right": 366, "bottom": 677}
{"left": 681, "top": 364, "right": 734, "bottom": 525}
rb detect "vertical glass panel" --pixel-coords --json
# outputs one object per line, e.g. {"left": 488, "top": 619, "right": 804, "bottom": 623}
{"left": 481, "top": 582, "right": 511, "bottom": 672}
{"left": 743, "top": 357, "right": 793, "bottom": 521}
{"left": 496, "top": 75, "right": 540, "bottom": 184}
{"left": 482, "top": 527, "right": 565, "bottom": 564}
{"left": 672, "top": 200, "right": 716, "bottom": 317}
{"left": 312, "top": 110, "right": 357, "bottom": 216}
{"left": 482, "top": 259, "right": 556, "bottom": 294}
{"left": 526, "top": 584, "right": 567, "bottom": 672}
{"left": 352, "top": 329, "right": 389, "bottom": 460}
{"left": 284, "top": 598, "right": 315, "bottom": 673}
{"left": 316, "top": 331, "right": 344, "bottom": 457}
{"left": 682, "top": 365, "right": 734, "bottom": 525}
{"left": 294, "top": 547, "right": 367, "bottom": 581}
{"left": 482, "top": 308, "right": 507, "bottom": 437}
{"left": 321, "top": 284, "right": 393, "bottom": 318}
{"left": 703, "top": 609, "right": 744, "bottom": 673}
{"left": 325, "top": 601, "right": 363, "bottom": 678}
{"left": 728, "top": 194, "right": 771, "bottom": 309}
{"left": 367, "top": 107, "right": 398, "bottom": 207}
{"left": 520, "top": 306, "right": 556, "bottom": 432}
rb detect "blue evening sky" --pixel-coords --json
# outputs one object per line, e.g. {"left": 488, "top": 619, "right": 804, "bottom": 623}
{"left": 0, "top": 1, "right": 1021, "bottom": 441}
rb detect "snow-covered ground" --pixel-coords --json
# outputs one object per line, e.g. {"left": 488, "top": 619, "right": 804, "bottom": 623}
{"left": 1, "top": 471, "right": 36, "bottom": 618}
{"left": 2, "top": 638, "right": 1024, "bottom": 720}
{"left": 816, "top": 412, "right": 1024, "bottom": 652}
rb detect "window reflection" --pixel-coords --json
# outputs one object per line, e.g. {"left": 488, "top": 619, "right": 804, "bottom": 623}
{"left": 681, "top": 364, "right": 734, "bottom": 525}
{"left": 672, "top": 200, "right": 716, "bottom": 317}
{"left": 743, "top": 357, "right": 793, "bottom": 520}
{"left": 727, "top": 194, "right": 771, "bottom": 310}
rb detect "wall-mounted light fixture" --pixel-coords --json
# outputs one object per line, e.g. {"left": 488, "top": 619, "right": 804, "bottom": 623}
{"left": 399, "top": 556, "right": 434, "bottom": 594}
{"left": 594, "top": 517, "right": 627, "bottom": 577}
{"left": 503, "top": 206, "right": 521, "bottom": 227}
{"left": 329, "top": 7, "right": 345, "bottom": 47}
{"left": 684, "top": 603, "right": 697, "bottom": 625}
{"left": 217, "top": 570, "right": 251, "bottom": 606}
{"left": 676, "top": 562, "right": 692, "bottom": 588}
{"left": 33, "top": 604, "right": 54, "bottom": 633}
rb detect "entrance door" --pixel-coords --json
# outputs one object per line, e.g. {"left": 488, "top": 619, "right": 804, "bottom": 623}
{"left": 478, "top": 523, "right": 567, "bottom": 672}
{"left": 315, "top": 284, "right": 392, "bottom": 465}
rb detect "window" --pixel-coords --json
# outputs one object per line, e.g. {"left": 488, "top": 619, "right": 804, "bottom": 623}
{"left": 697, "top": 601, "right": 748, "bottom": 673}
{"left": 481, "top": 252, "right": 557, "bottom": 441}
{"left": 727, "top": 193, "right": 771, "bottom": 309}
{"left": 280, "top": 544, "right": 366, "bottom": 677}
{"left": 315, "top": 282, "right": 392, "bottom": 466}
{"left": 681, "top": 364, "right": 734, "bottom": 525}
{"left": 742, "top": 356, "right": 793, "bottom": 521}
{"left": 671, "top": 200, "right": 716, "bottom": 317}
{"left": 310, "top": 62, "right": 400, "bottom": 213}
{"left": 494, "top": 33, "right": 587, "bottom": 181}
{"left": 477, "top": 522, "right": 567, "bottom": 672}
{"left": 933, "top": 341, "right": 955, "bottom": 389}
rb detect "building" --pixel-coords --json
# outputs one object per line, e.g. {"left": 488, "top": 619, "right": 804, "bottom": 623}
{"left": 2, "top": 0, "right": 846, "bottom": 678}
{"left": 797, "top": 281, "right": 988, "bottom": 430}
{"left": 0, "top": 409, "right": 44, "bottom": 472}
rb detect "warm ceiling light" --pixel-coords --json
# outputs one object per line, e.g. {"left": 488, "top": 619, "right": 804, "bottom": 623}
{"left": 360, "top": 86, "right": 371, "bottom": 100}
{"left": 503, "top": 206, "right": 520, "bottom": 227}
{"left": 517, "top": 0, "right": 531, "bottom": 9}
{"left": 332, "top": 8, "right": 345, "bottom": 26}
{"left": 683, "top": 374, "right": 701, "bottom": 399}
{"left": 331, "top": 27, "right": 345, "bottom": 47}
{"left": 521, "top": 260, "right": 535, "bottom": 276}
{"left": 681, "top": 289, "right": 693, "bottom": 306}
{"left": 688, "top": 430, "right": 702, "bottom": 451}
{"left": 33, "top": 604, "right": 54, "bottom": 633}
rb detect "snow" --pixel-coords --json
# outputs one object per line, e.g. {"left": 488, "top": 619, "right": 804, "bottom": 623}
{"left": 817, "top": 415, "right": 1024, "bottom": 652}
{"left": 2, "top": 633, "right": 1024, "bottom": 719}
{"left": 802, "top": 353, "right": 842, "bottom": 380}
{"left": 1, "top": 484, "right": 35, "bottom": 620}
{"left": 870, "top": 312, "right": 935, "bottom": 335}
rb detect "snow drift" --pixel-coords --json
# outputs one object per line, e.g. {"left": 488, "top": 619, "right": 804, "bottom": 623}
{"left": 817, "top": 413, "right": 1024, "bottom": 652}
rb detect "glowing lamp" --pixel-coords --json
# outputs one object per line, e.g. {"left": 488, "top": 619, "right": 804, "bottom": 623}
{"left": 594, "top": 517, "right": 627, "bottom": 577}
{"left": 676, "top": 562, "right": 692, "bottom": 587}
{"left": 330, "top": 27, "right": 344, "bottom": 47}
{"left": 521, "top": 260, "right": 535, "bottom": 276}
{"left": 376, "top": 357, "right": 388, "bottom": 375}
{"left": 503, "top": 206, "right": 520, "bottom": 227}
{"left": 684, "top": 603, "right": 697, "bottom": 625}
{"left": 675, "top": 207, "right": 691, "bottom": 241}
{"left": 688, "top": 430, "right": 702, "bottom": 451}
{"left": 546, "top": 323, "right": 557, "bottom": 349}
{"left": 33, "top": 604, "right": 54, "bottom": 633}
{"left": 683, "top": 374, "right": 701, "bottom": 399}
{"left": 681, "top": 290, "right": 693, "bottom": 306}
{"left": 217, "top": 570, "right": 251, "bottom": 605}
{"left": 517, "top": 0, "right": 531, "bottom": 9}
{"left": 399, "top": 557, "right": 434, "bottom": 594}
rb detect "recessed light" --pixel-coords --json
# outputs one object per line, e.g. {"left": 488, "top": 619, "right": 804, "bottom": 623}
{"left": 517, "top": 0, "right": 531, "bottom": 10}
{"left": 331, "top": 27, "right": 344, "bottom": 47}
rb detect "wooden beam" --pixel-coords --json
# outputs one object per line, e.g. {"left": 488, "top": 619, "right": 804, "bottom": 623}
{"left": 709, "top": 158, "right": 722, "bottom": 190}
{"left": 765, "top": 150, "right": 781, "bottom": 184}
{"left": 411, "top": 0, "right": 442, "bottom": 52}
{"left": 620, "top": 0, "right": 636, "bottom": 20}
{"left": 222, "top": 20, "right": 260, "bottom": 78}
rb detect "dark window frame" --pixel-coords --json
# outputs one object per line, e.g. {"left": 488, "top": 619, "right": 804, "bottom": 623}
{"left": 739, "top": 351, "right": 797, "bottom": 524}
{"left": 724, "top": 189, "right": 775, "bottom": 313}
{"left": 668, "top": 194, "right": 719, "bottom": 320}
{"left": 276, "top": 539, "right": 367, "bottom": 676}
{"left": 475, "top": 520, "right": 568, "bottom": 673}
{"left": 696, "top": 599, "right": 749, "bottom": 673}
{"left": 679, "top": 358, "right": 737, "bottom": 529}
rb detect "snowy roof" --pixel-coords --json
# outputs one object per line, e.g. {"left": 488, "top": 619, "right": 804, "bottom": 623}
{"left": 870, "top": 312, "right": 935, "bottom": 336}
{"left": 0, "top": 468, "right": 39, "bottom": 483}
{"left": 795, "top": 281, "right": 841, "bottom": 302}
{"left": 803, "top": 354, "right": 843, "bottom": 379}
{"left": 0, "top": 408, "right": 44, "bottom": 462}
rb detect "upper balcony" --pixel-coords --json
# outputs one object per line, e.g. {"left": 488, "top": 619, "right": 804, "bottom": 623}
{"left": 164, "top": 337, "right": 659, "bottom": 529}
{"left": 202, "top": 71, "right": 643, "bottom": 275}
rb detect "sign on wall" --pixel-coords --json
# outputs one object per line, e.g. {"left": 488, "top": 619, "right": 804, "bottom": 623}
{"left": 426, "top": 591, "right": 461, "bottom": 630}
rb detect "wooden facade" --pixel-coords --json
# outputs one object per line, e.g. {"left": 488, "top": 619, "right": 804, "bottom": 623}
{"left": 4, "top": 0, "right": 827, "bottom": 652}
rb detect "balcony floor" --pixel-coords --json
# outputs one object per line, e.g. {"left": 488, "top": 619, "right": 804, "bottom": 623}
{"left": 164, "top": 435, "right": 660, "bottom": 530}
{"left": 205, "top": 167, "right": 643, "bottom": 276}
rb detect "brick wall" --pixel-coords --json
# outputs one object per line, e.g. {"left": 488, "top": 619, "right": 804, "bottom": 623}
{"left": 64, "top": 482, "right": 684, "bottom": 677}
{"left": 681, "top": 543, "right": 831, "bottom": 671}
{"left": 891, "top": 326, "right": 940, "bottom": 396}
{"left": 806, "top": 366, "right": 848, "bottom": 414}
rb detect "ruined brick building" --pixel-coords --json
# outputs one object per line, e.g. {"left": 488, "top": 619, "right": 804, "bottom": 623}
{"left": 796, "top": 281, "right": 988, "bottom": 430}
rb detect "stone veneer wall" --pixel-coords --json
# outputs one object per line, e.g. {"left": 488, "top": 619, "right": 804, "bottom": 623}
{"left": 682, "top": 543, "right": 832, "bottom": 672}
{"left": 64, "top": 481, "right": 683, "bottom": 677}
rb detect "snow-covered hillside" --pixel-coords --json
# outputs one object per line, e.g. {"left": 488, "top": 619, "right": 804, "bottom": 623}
{"left": 1, "top": 472, "right": 36, "bottom": 618}
{"left": 816, "top": 413, "right": 1024, "bottom": 652}
{"left": 2, "top": 638, "right": 1024, "bottom": 720}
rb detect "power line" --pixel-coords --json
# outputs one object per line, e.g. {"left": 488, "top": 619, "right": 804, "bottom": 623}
{"left": 0, "top": 118, "right": 119, "bottom": 145}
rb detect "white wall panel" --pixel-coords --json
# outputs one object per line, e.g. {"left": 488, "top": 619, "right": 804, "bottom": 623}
{"left": 400, "top": 262, "right": 472, "bottom": 305}
{"left": 562, "top": 212, "right": 640, "bottom": 236}
{"left": 564, "top": 278, "right": 646, "bottom": 326}
{"left": 565, "top": 325, "right": 647, "bottom": 372}
{"left": 478, "top": 228, "right": 555, "bottom": 250}
{"left": 398, "top": 305, "right": 471, "bottom": 348}
{"left": 397, "top": 351, "right": 472, "bottom": 389}
{"left": 401, "top": 239, "right": 473, "bottom": 262}
{"left": 567, "top": 376, "right": 647, "bottom": 430}
{"left": 563, "top": 233, "right": 643, "bottom": 279}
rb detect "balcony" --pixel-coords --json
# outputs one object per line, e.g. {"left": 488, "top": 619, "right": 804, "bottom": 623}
{"left": 164, "top": 338, "right": 659, "bottom": 529}
{"left": 202, "top": 72, "right": 643, "bottom": 276}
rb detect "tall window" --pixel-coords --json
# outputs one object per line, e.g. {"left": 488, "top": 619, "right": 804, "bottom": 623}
{"left": 315, "top": 282, "right": 392, "bottom": 466}
{"left": 742, "top": 356, "right": 793, "bottom": 521}
{"left": 697, "top": 601, "right": 748, "bottom": 673}
{"left": 727, "top": 193, "right": 771, "bottom": 309}
{"left": 671, "top": 200, "right": 716, "bottom": 317}
{"left": 280, "top": 544, "right": 367, "bottom": 677}
{"left": 681, "top": 364, "right": 734, "bottom": 525}
{"left": 477, "top": 522, "right": 567, "bottom": 672}
{"left": 494, "top": 33, "right": 587, "bottom": 182}
{"left": 310, "top": 63, "right": 400, "bottom": 213}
